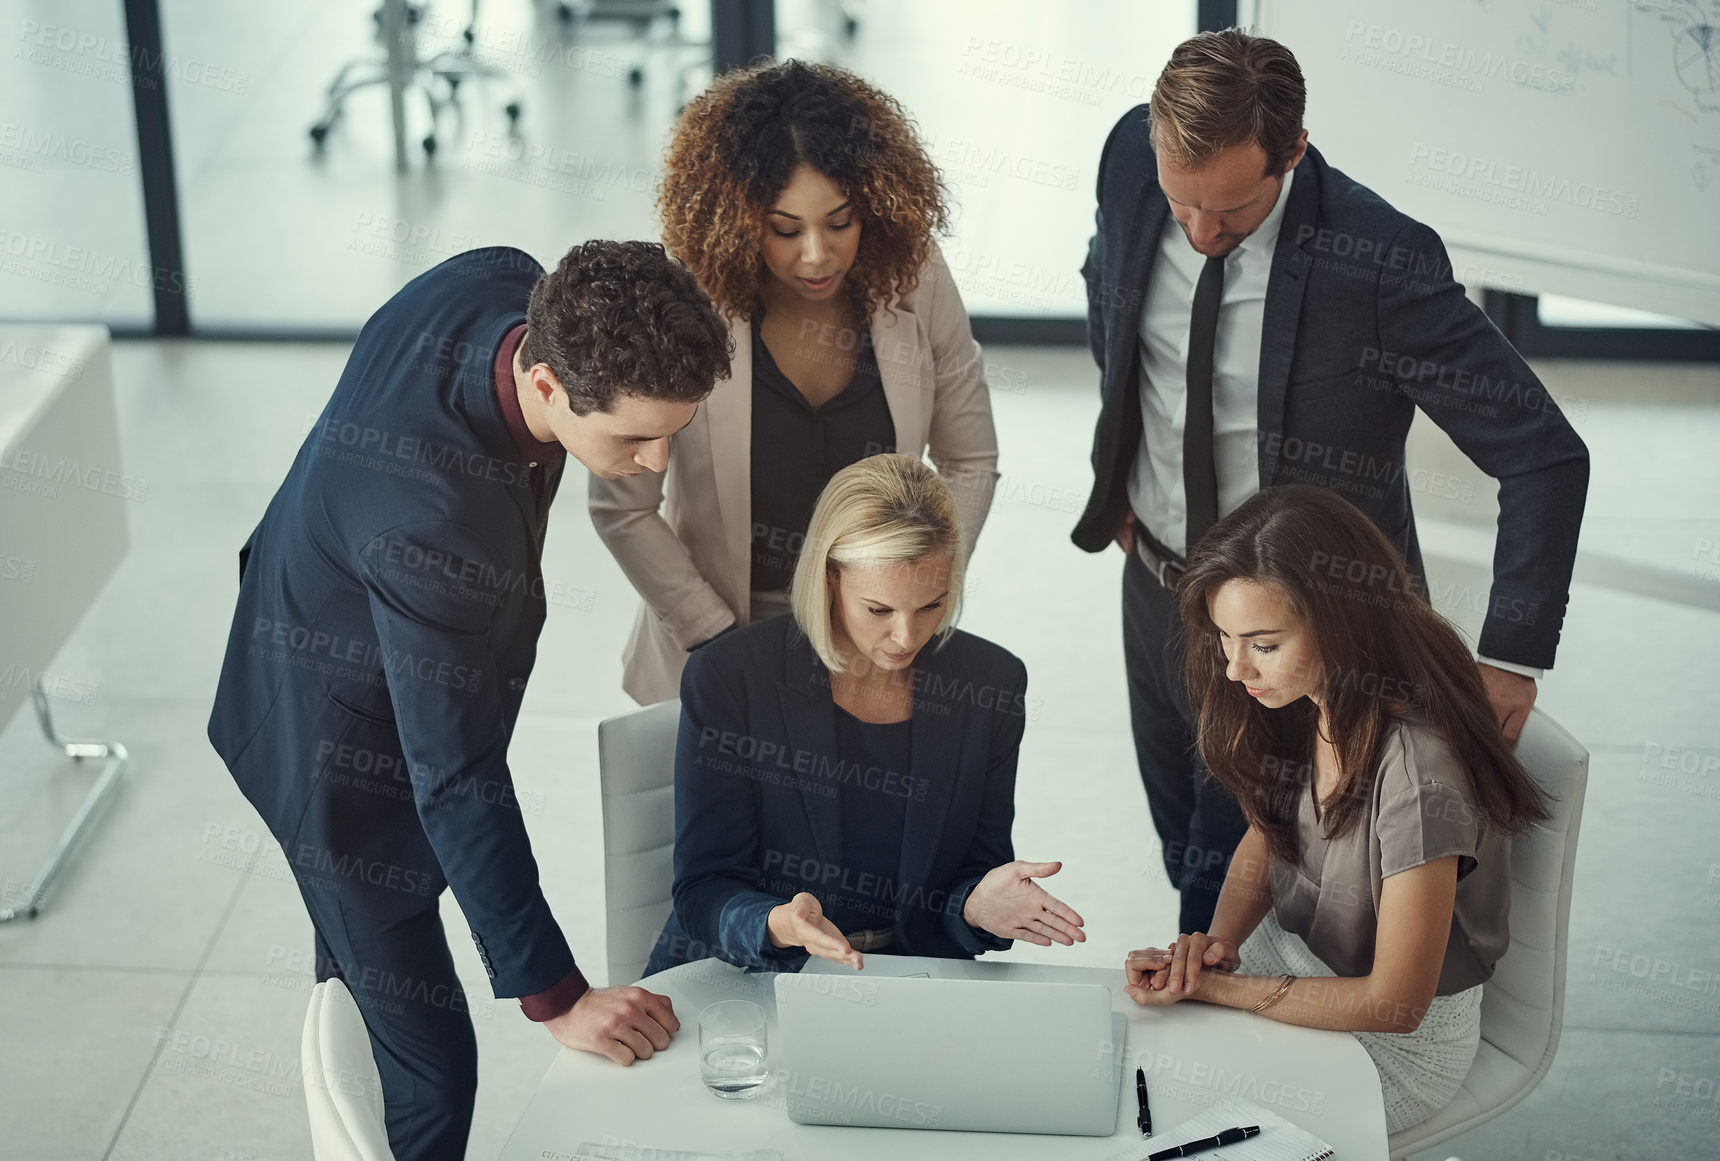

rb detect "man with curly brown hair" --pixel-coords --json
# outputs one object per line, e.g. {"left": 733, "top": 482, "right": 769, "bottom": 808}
{"left": 208, "top": 241, "right": 731, "bottom": 1161}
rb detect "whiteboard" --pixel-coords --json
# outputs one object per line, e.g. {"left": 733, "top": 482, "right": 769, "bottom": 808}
{"left": 1251, "top": 0, "right": 1720, "bottom": 326}
{"left": 841, "top": 0, "right": 1197, "bottom": 320}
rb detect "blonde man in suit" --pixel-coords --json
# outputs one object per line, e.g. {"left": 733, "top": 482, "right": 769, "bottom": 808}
{"left": 591, "top": 59, "right": 999, "bottom": 704}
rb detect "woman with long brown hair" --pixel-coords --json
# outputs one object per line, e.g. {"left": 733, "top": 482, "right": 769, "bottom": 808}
{"left": 1122, "top": 484, "right": 1548, "bottom": 1132}
{"left": 591, "top": 59, "right": 998, "bottom": 704}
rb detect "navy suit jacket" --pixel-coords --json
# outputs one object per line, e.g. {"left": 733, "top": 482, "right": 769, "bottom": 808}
{"left": 1075, "top": 106, "right": 1589, "bottom": 669}
{"left": 207, "top": 246, "right": 578, "bottom": 999}
{"left": 647, "top": 616, "right": 1028, "bottom": 975}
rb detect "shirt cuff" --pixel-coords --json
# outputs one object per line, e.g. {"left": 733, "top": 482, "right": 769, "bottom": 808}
{"left": 689, "top": 621, "right": 739, "bottom": 652}
{"left": 747, "top": 899, "right": 809, "bottom": 969}
{"left": 1477, "top": 655, "right": 1545, "bottom": 680}
{"left": 666, "top": 592, "right": 738, "bottom": 652}
{"left": 709, "top": 892, "right": 806, "bottom": 971}
{"left": 943, "top": 875, "right": 1010, "bottom": 955}
{"left": 518, "top": 965, "right": 591, "bottom": 1022}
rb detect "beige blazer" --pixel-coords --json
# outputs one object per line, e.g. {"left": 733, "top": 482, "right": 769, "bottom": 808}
{"left": 589, "top": 249, "right": 1000, "bottom": 704}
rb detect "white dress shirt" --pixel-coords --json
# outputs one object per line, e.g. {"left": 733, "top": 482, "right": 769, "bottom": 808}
{"left": 1127, "top": 167, "right": 1292, "bottom": 559}
{"left": 1123, "top": 167, "right": 1539, "bottom": 678}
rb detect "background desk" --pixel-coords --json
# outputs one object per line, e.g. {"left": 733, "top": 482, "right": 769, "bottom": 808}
{"left": 498, "top": 955, "right": 1389, "bottom": 1160}
{"left": 0, "top": 325, "right": 127, "bottom": 737}
{"left": 0, "top": 325, "right": 130, "bottom": 922}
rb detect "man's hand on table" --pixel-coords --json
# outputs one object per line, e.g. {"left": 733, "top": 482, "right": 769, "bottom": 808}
{"left": 545, "top": 985, "right": 680, "bottom": 1066}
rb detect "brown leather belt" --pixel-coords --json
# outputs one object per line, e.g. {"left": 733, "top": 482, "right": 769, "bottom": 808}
{"left": 1135, "top": 528, "right": 1188, "bottom": 590}
{"left": 845, "top": 927, "right": 896, "bottom": 952}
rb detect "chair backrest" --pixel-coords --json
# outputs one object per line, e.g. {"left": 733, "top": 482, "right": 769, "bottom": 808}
{"left": 301, "top": 978, "right": 395, "bottom": 1161}
{"left": 1477, "top": 708, "right": 1589, "bottom": 1075}
{"left": 598, "top": 698, "right": 683, "bottom": 986}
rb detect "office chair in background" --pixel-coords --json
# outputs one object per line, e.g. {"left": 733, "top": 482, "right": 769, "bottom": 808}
{"left": 310, "top": 0, "right": 522, "bottom": 161}
{"left": 595, "top": 0, "right": 864, "bottom": 110}
{"left": 421, "top": 0, "right": 525, "bottom": 145}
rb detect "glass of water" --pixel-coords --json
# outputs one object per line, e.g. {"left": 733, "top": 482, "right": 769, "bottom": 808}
{"left": 698, "top": 999, "right": 768, "bottom": 1100}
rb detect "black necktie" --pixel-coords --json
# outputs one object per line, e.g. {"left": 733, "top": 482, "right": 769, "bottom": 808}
{"left": 1183, "top": 254, "right": 1225, "bottom": 554}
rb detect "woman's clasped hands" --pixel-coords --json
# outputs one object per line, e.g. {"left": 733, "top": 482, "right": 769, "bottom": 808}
{"left": 1124, "top": 931, "right": 1240, "bottom": 1005}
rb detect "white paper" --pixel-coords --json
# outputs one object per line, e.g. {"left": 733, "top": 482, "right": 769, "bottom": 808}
{"left": 1146, "top": 1096, "right": 1333, "bottom": 1161}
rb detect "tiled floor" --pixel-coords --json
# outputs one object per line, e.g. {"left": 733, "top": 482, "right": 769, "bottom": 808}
{"left": 0, "top": 338, "right": 1716, "bottom": 1160}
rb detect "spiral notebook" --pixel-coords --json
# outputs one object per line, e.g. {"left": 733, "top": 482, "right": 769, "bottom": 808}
{"left": 1149, "top": 1096, "right": 1333, "bottom": 1161}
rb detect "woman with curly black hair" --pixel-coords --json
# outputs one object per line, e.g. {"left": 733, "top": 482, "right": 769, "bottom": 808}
{"left": 591, "top": 59, "right": 1000, "bottom": 704}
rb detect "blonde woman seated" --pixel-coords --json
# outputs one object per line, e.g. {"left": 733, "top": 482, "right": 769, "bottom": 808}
{"left": 1123, "top": 485, "right": 1548, "bottom": 1132}
{"left": 646, "top": 455, "right": 1081, "bottom": 975}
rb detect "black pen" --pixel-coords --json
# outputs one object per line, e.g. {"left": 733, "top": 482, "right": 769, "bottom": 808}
{"left": 1135, "top": 1066, "right": 1152, "bottom": 1136}
{"left": 1146, "top": 1125, "right": 1260, "bottom": 1160}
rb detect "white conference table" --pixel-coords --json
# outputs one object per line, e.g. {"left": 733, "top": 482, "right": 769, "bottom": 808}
{"left": 498, "top": 955, "right": 1388, "bottom": 1161}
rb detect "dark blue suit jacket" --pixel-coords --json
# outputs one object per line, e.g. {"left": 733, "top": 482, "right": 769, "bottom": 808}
{"left": 1076, "top": 107, "right": 1589, "bottom": 669}
{"left": 647, "top": 616, "right": 1028, "bottom": 975}
{"left": 207, "top": 246, "right": 578, "bottom": 999}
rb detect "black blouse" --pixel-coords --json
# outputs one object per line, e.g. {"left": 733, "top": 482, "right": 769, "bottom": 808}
{"left": 828, "top": 703, "right": 914, "bottom": 934}
{"left": 749, "top": 317, "right": 893, "bottom": 593}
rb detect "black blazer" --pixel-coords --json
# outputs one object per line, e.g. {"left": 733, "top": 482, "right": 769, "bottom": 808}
{"left": 1075, "top": 106, "right": 1589, "bottom": 669}
{"left": 207, "top": 247, "right": 577, "bottom": 999}
{"left": 647, "top": 616, "right": 1028, "bottom": 975}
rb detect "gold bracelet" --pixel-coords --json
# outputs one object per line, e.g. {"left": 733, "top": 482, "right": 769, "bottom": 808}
{"left": 1249, "top": 974, "right": 1296, "bottom": 1013}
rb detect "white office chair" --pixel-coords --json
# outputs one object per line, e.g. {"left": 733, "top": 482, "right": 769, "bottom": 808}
{"left": 301, "top": 978, "right": 396, "bottom": 1161}
{"left": 1387, "top": 708, "right": 1589, "bottom": 1158}
{"left": 598, "top": 698, "right": 683, "bottom": 986}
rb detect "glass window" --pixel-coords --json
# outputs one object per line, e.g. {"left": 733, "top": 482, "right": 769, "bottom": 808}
{"left": 0, "top": 0, "right": 155, "bottom": 327}
{"left": 158, "top": 0, "right": 1194, "bottom": 329}
{"left": 162, "top": 0, "right": 706, "bottom": 328}
{"left": 814, "top": 0, "right": 1198, "bottom": 318}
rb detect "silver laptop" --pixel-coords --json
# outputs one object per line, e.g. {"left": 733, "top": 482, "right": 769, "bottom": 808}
{"left": 771, "top": 973, "right": 1125, "bottom": 1135}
